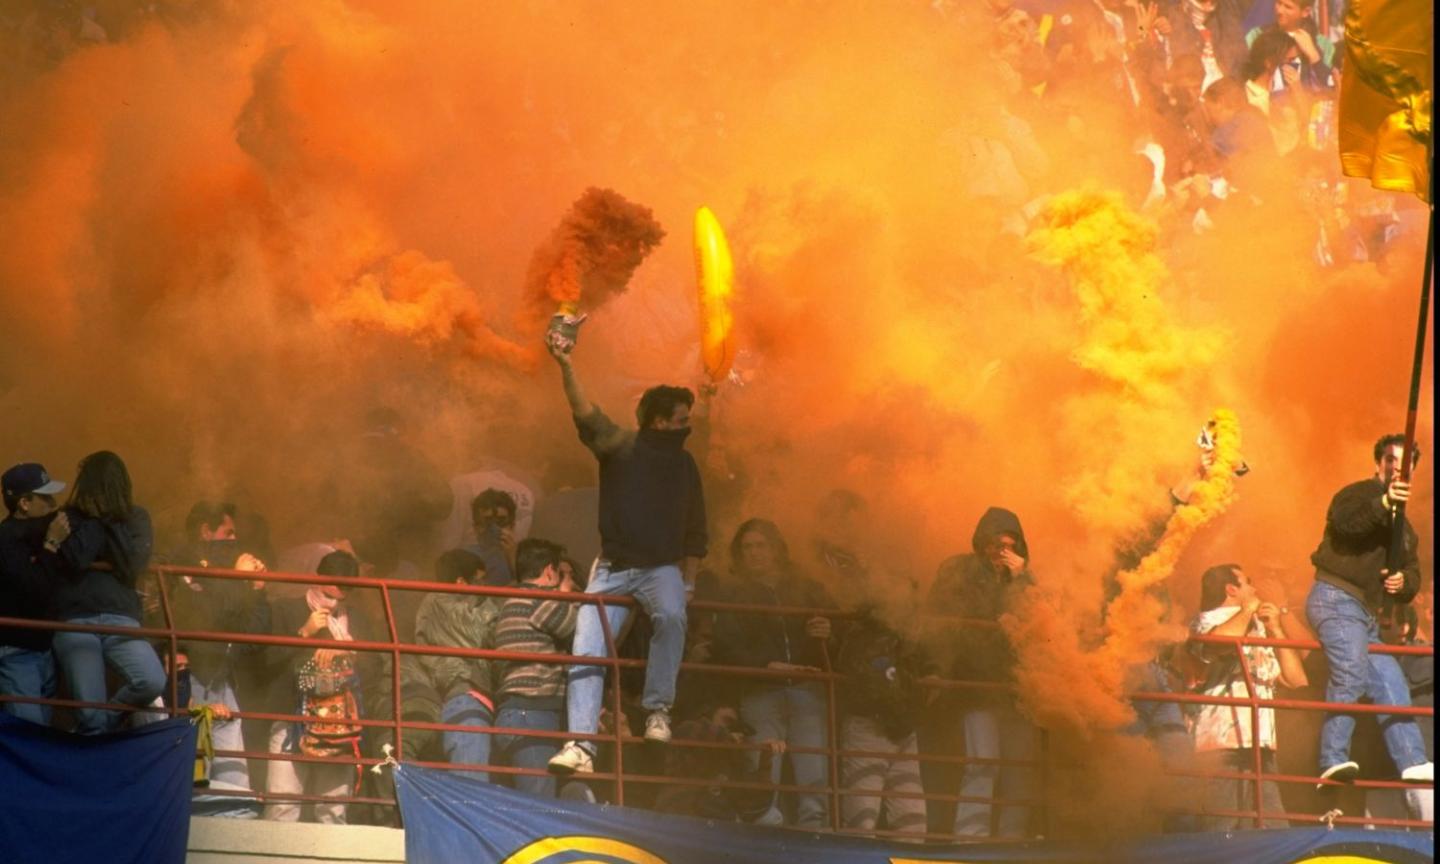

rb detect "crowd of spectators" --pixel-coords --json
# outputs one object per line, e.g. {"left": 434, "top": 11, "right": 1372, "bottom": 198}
{"left": 0, "top": 0, "right": 1432, "bottom": 842}
{"left": 1, "top": 394, "right": 1432, "bottom": 838}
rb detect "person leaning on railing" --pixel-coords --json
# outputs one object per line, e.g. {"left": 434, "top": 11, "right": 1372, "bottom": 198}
{"left": 926, "top": 506, "right": 1037, "bottom": 841}
{"left": 47, "top": 450, "right": 166, "bottom": 735}
{"left": 261, "top": 550, "right": 376, "bottom": 824}
{"left": 0, "top": 461, "right": 69, "bottom": 726}
{"left": 493, "top": 538, "right": 578, "bottom": 798}
{"left": 1305, "top": 434, "right": 1432, "bottom": 788}
{"left": 1186, "top": 563, "right": 1308, "bottom": 829}
{"left": 398, "top": 548, "right": 499, "bottom": 775}
{"left": 710, "top": 518, "right": 838, "bottom": 830}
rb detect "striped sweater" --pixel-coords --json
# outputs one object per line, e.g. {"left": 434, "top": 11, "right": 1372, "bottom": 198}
{"left": 494, "top": 592, "right": 578, "bottom": 705}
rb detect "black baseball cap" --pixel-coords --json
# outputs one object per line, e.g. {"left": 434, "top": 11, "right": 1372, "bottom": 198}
{"left": 2, "top": 463, "right": 67, "bottom": 509}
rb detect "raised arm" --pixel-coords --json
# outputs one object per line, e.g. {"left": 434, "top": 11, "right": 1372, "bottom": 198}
{"left": 553, "top": 350, "right": 595, "bottom": 419}
{"left": 546, "top": 316, "right": 595, "bottom": 418}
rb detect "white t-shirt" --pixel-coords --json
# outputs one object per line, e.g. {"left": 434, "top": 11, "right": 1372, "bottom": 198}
{"left": 1188, "top": 607, "right": 1282, "bottom": 752}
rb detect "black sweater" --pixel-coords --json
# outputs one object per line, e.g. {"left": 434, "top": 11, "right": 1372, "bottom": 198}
{"left": 53, "top": 506, "right": 153, "bottom": 623}
{"left": 575, "top": 407, "right": 707, "bottom": 570}
{"left": 0, "top": 515, "right": 62, "bottom": 650}
{"left": 1311, "top": 477, "right": 1421, "bottom": 605}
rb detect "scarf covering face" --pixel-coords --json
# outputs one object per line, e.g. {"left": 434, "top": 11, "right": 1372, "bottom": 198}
{"left": 305, "top": 587, "right": 353, "bottom": 642}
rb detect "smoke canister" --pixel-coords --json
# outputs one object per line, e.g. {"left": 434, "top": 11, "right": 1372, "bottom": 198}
{"left": 546, "top": 301, "right": 585, "bottom": 353}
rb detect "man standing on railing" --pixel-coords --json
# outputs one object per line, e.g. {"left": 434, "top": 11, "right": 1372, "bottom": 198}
{"left": 1187, "top": 563, "right": 1308, "bottom": 828}
{"left": 0, "top": 463, "right": 68, "bottom": 725}
{"left": 1305, "top": 434, "right": 1432, "bottom": 787}
{"left": 544, "top": 319, "right": 707, "bottom": 775}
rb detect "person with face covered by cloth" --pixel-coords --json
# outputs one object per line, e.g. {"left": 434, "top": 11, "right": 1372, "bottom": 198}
{"left": 925, "top": 507, "right": 1038, "bottom": 839}
{"left": 157, "top": 500, "right": 272, "bottom": 794}
{"left": 262, "top": 551, "right": 378, "bottom": 824}
{"left": 0, "top": 462, "right": 70, "bottom": 725}
{"left": 1306, "top": 434, "right": 1432, "bottom": 788}
{"left": 543, "top": 316, "right": 707, "bottom": 775}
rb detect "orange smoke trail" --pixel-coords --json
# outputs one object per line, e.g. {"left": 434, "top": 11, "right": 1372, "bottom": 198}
{"left": 520, "top": 187, "right": 666, "bottom": 339}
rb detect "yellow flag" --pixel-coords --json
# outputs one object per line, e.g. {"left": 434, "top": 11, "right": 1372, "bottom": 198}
{"left": 1338, "top": 0, "right": 1432, "bottom": 201}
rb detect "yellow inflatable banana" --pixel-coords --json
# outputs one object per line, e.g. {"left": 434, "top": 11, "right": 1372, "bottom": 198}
{"left": 693, "top": 206, "right": 736, "bottom": 382}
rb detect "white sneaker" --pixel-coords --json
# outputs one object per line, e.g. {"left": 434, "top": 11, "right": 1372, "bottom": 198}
{"left": 547, "top": 741, "right": 594, "bottom": 775}
{"left": 643, "top": 710, "right": 672, "bottom": 744}
{"left": 1400, "top": 762, "right": 1433, "bottom": 782}
{"left": 1317, "top": 760, "right": 1360, "bottom": 788}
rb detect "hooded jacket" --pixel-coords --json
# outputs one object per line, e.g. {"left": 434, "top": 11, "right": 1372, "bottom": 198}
{"left": 927, "top": 507, "right": 1033, "bottom": 705}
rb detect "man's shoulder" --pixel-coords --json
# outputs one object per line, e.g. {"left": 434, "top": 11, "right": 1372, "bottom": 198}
{"left": 1330, "top": 476, "right": 1383, "bottom": 502}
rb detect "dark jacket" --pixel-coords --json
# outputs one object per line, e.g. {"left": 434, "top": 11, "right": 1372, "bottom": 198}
{"left": 409, "top": 591, "right": 500, "bottom": 705}
{"left": 165, "top": 541, "right": 272, "bottom": 685}
{"left": 927, "top": 507, "right": 1033, "bottom": 704}
{"left": 0, "top": 514, "right": 62, "bottom": 650}
{"left": 53, "top": 506, "right": 154, "bottom": 622}
{"left": 835, "top": 614, "right": 928, "bottom": 741}
{"left": 575, "top": 407, "right": 707, "bottom": 570}
{"left": 1311, "top": 478, "right": 1420, "bottom": 605}
{"left": 711, "top": 571, "right": 837, "bottom": 674}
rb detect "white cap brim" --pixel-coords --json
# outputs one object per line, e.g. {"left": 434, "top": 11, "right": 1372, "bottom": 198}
{"left": 33, "top": 480, "right": 66, "bottom": 495}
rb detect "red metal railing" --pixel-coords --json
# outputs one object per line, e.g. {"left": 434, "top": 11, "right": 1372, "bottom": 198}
{"left": 1, "top": 563, "right": 1432, "bottom": 838}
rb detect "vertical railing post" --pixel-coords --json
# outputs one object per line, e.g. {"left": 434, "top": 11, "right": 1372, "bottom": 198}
{"left": 155, "top": 572, "right": 179, "bottom": 717}
{"left": 596, "top": 597, "right": 625, "bottom": 807}
{"left": 821, "top": 646, "right": 842, "bottom": 833}
{"left": 1235, "top": 637, "right": 1264, "bottom": 829}
{"left": 380, "top": 582, "right": 403, "bottom": 810}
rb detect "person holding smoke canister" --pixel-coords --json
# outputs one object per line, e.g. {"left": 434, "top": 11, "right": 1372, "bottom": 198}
{"left": 1306, "top": 434, "right": 1432, "bottom": 787}
{"left": 48, "top": 450, "right": 166, "bottom": 735}
{"left": 543, "top": 315, "right": 707, "bottom": 775}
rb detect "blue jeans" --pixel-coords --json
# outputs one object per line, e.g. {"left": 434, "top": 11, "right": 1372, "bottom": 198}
{"left": 442, "top": 693, "right": 493, "bottom": 782}
{"left": 1306, "top": 580, "right": 1427, "bottom": 772}
{"left": 0, "top": 646, "right": 56, "bottom": 725}
{"left": 741, "top": 682, "right": 830, "bottom": 829}
{"left": 494, "top": 705, "right": 561, "bottom": 797}
{"left": 953, "top": 706, "right": 1035, "bottom": 839}
{"left": 52, "top": 614, "right": 166, "bottom": 735}
{"left": 566, "top": 562, "right": 687, "bottom": 744}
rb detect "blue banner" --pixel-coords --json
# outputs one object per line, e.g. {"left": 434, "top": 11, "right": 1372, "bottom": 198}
{"left": 0, "top": 713, "right": 197, "bottom": 864}
{"left": 395, "top": 764, "right": 1433, "bottom": 864}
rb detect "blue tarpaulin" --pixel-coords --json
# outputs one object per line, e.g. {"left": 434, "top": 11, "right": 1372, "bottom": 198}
{"left": 395, "top": 763, "right": 1434, "bottom": 864}
{"left": 0, "top": 713, "right": 196, "bottom": 864}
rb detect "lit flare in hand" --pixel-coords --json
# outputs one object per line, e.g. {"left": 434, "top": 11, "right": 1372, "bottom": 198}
{"left": 694, "top": 206, "right": 736, "bottom": 383}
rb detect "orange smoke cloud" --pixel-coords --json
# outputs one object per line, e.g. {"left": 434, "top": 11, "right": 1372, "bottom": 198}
{"left": 0, "top": 0, "right": 1432, "bottom": 839}
{"left": 520, "top": 187, "right": 666, "bottom": 338}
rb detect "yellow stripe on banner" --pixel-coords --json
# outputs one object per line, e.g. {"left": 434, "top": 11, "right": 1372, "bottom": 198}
{"left": 501, "top": 836, "right": 670, "bottom": 864}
